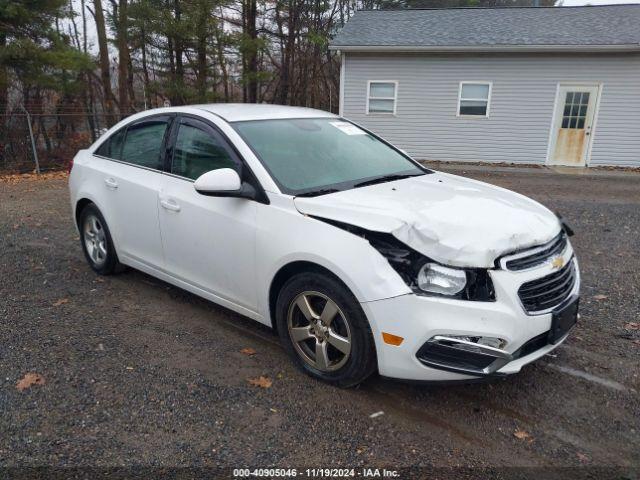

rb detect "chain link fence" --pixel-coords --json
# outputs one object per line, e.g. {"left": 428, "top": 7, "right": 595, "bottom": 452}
{"left": 0, "top": 111, "right": 123, "bottom": 174}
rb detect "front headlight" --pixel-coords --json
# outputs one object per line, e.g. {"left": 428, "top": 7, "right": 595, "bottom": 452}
{"left": 417, "top": 263, "right": 467, "bottom": 295}
{"left": 309, "top": 217, "right": 495, "bottom": 301}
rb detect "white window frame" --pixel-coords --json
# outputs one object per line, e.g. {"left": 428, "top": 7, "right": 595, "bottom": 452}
{"left": 457, "top": 81, "right": 492, "bottom": 118}
{"left": 366, "top": 80, "right": 398, "bottom": 115}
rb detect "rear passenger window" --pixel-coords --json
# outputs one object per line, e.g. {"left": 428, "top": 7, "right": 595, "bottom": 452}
{"left": 95, "top": 128, "right": 125, "bottom": 159}
{"left": 121, "top": 120, "right": 168, "bottom": 170}
{"left": 172, "top": 123, "right": 237, "bottom": 180}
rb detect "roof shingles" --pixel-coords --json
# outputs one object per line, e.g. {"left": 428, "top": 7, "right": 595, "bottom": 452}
{"left": 329, "top": 5, "right": 640, "bottom": 49}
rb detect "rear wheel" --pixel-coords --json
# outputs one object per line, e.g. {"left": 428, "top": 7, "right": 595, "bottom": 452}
{"left": 276, "top": 272, "right": 377, "bottom": 387}
{"left": 79, "top": 204, "right": 121, "bottom": 275}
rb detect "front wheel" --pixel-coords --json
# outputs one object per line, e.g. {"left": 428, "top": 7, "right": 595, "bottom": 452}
{"left": 275, "top": 272, "right": 377, "bottom": 387}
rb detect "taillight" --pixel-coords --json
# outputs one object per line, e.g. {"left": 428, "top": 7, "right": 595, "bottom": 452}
{"left": 67, "top": 157, "right": 74, "bottom": 174}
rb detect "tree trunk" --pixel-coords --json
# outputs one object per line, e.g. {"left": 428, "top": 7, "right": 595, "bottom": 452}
{"left": 243, "top": 0, "right": 258, "bottom": 103}
{"left": 0, "top": 32, "right": 7, "bottom": 119}
{"left": 213, "top": 20, "right": 229, "bottom": 102}
{"left": 173, "top": 0, "right": 184, "bottom": 105}
{"left": 116, "top": 0, "right": 131, "bottom": 116}
{"left": 76, "top": 0, "right": 96, "bottom": 139}
{"left": 196, "top": 1, "right": 208, "bottom": 102}
{"left": 94, "top": 0, "right": 116, "bottom": 126}
{"left": 141, "top": 25, "right": 150, "bottom": 108}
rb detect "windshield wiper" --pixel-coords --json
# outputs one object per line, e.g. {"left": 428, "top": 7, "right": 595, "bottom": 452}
{"left": 295, "top": 188, "right": 341, "bottom": 198}
{"left": 353, "top": 172, "right": 425, "bottom": 189}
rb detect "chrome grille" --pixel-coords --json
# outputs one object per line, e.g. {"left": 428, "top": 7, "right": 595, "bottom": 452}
{"left": 518, "top": 259, "right": 576, "bottom": 314}
{"left": 505, "top": 234, "right": 567, "bottom": 271}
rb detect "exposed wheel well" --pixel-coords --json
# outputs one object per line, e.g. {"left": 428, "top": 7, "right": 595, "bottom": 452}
{"left": 268, "top": 261, "right": 354, "bottom": 332}
{"left": 75, "top": 198, "right": 94, "bottom": 227}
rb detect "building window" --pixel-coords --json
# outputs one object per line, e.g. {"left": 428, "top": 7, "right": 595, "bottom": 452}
{"left": 457, "top": 82, "right": 492, "bottom": 117}
{"left": 367, "top": 81, "right": 397, "bottom": 114}
{"left": 561, "top": 91, "right": 590, "bottom": 129}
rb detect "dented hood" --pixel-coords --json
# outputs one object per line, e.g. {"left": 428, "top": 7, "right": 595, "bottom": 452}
{"left": 294, "top": 172, "right": 561, "bottom": 268}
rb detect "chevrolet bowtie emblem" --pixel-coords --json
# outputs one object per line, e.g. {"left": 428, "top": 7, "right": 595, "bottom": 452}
{"left": 551, "top": 256, "right": 565, "bottom": 270}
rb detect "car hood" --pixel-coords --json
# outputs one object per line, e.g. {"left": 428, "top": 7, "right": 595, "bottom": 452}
{"left": 293, "top": 172, "right": 561, "bottom": 268}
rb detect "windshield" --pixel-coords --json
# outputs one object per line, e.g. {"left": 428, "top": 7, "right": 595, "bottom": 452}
{"left": 233, "top": 118, "right": 426, "bottom": 195}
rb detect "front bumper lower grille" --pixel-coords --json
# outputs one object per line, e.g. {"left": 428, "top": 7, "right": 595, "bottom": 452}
{"left": 416, "top": 330, "right": 556, "bottom": 377}
{"left": 416, "top": 336, "right": 512, "bottom": 376}
{"left": 518, "top": 259, "right": 577, "bottom": 314}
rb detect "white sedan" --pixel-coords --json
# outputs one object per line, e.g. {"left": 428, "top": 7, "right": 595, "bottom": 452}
{"left": 69, "top": 104, "right": 580, "bottom": 386}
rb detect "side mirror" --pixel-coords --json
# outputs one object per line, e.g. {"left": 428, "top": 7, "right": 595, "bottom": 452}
{"left": 194, "top": 168, "right": 257, "bottom": 200}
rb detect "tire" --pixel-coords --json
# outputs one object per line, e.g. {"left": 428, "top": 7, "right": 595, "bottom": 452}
{"left": 275, "top": 272, "right": 377, "bottom": 387}
{"left": 78, "top": 203, "right": 121, "bottom": 275}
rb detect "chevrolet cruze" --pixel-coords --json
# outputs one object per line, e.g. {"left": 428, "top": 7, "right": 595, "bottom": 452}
{"left": 69, "top": 104, "right": 580, "bottom": 386}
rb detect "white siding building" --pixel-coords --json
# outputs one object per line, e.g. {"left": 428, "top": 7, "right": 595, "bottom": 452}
{"left": 330, "top": 6, "right": 640, "bottom": 168}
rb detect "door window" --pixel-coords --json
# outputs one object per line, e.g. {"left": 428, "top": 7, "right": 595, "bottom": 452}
{"left": 561, "top": 92, "right": 590, "bottom": 129}
{"left": 121, "top": 120, "right": 168, "bottom": 169}
{"left": 172, "top": 123, "right": 237, "bottom": 180}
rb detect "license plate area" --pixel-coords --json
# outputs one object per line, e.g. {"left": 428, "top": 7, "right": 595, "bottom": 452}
{"left": 549, "top": 296, "right": 579, "bottom": 344}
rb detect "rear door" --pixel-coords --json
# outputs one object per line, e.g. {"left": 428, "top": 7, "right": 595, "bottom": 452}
{"left": 95, "top": 115, "right": 172, "bottom": 270}
{"left": 158, "top": 116, "right": 259, "bottom": 312}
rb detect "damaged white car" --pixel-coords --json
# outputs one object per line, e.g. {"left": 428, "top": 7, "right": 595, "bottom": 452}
{"left": 69, "top": 104, "right": 580, "bottom": 386}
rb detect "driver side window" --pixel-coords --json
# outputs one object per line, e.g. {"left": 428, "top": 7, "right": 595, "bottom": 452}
{"left": 172, "top": 122, "right": 237, "bottom": 180}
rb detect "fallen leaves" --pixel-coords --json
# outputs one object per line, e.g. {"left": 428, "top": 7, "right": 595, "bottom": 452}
{"left": 592, "top": 294, "right": 608, "bottom": 301}
{"left": 52, "top": 298, "right": 69, "bottom": 306}
{"left": 0, "top": 171, "right": 68, "bottom": 184}
{"left": 247, "top": 376, "right": 272, "bottom": 388}
{"left": 576, "top": 452, "right": 590, "bottom": 463}
{"left": 513, "top": 429, "right": 533, "bottom": 443}
{"left": 624, "top": 322, "right": 639, "bottom": 331}
{"left": 240, "top": 347, "right": 257, "bottom": 356}
{"left": 16, "top": 373, "right": 45, "bottom": 392}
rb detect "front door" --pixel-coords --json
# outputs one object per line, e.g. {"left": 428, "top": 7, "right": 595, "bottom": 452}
{"left": 158, "top": 116, "right": 258, "bottom": 313}
{"left": 548, "top": 84, "right": 599, "bottom": 166}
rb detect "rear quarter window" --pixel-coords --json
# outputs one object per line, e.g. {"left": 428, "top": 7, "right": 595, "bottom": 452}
{"left": 95, "top": 128, "right": 125, "bottom": 160}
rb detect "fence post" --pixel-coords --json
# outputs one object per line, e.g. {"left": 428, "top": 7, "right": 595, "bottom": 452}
{"left": 20, "top": 105, "right": 40, "bottom": 174}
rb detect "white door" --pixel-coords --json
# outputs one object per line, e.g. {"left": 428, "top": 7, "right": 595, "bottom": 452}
{"left": 158, "top": 116, "right": 258, "bottom": 312}
{"left": 100, "top": 116, "right": 171, "bottom": 269}
{"left": 547, "top": 84, "right": 600, "bottom": 167}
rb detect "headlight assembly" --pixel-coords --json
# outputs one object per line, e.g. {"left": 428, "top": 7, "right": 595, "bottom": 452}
{"left": 311, "top": 216, "right": 496, "bottom": 302}
{"left": 417, "top": 263, "right": 466, "bottom": 295}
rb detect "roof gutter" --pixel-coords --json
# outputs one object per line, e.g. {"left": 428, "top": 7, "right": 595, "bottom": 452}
{"left": 329, "top": 44, "right": 640, "bottom": 53}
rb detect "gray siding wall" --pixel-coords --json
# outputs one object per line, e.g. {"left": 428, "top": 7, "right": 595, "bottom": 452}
{"left": 342, "top": 53, "right": 640, "bottom": 167}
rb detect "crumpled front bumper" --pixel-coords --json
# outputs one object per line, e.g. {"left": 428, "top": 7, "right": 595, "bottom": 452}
{"left": 360, "top": 250, "right": 580, "bottom": 382}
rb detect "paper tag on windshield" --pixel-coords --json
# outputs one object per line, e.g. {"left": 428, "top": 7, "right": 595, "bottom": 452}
{"left": 330, "top": 121, "right": 366, "bottom": 135}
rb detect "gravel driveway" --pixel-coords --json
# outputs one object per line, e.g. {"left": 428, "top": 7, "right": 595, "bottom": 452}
{"left": 1, "top": 168, "right": 638, "bottom": 478}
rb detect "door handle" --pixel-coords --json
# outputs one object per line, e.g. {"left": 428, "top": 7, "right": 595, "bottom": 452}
{"left": 160, "top": 198, "right": 181, "bottom": 212}
{"left": 104, "top": 178, "right": 118, "bottom": 189}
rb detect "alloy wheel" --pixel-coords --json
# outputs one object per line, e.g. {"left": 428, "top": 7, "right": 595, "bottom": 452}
{"left": 83, "top": 214, "right": 108, "bottom": 267}
{"left": 287, "top": 291, "right": 352, "bottom": 372}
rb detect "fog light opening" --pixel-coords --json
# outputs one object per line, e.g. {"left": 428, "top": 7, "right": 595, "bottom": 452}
{"left": 447, "top": 335, "right": 507, "bottom": 351}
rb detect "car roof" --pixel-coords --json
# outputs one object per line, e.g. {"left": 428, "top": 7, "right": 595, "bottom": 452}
{"left": 193, "top": 103, "right": 338, "bottom": 122}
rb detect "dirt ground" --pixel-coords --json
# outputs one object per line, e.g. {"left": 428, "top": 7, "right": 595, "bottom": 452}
{"left": 1, "top": 167, "right": 639, "bottom": 479}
